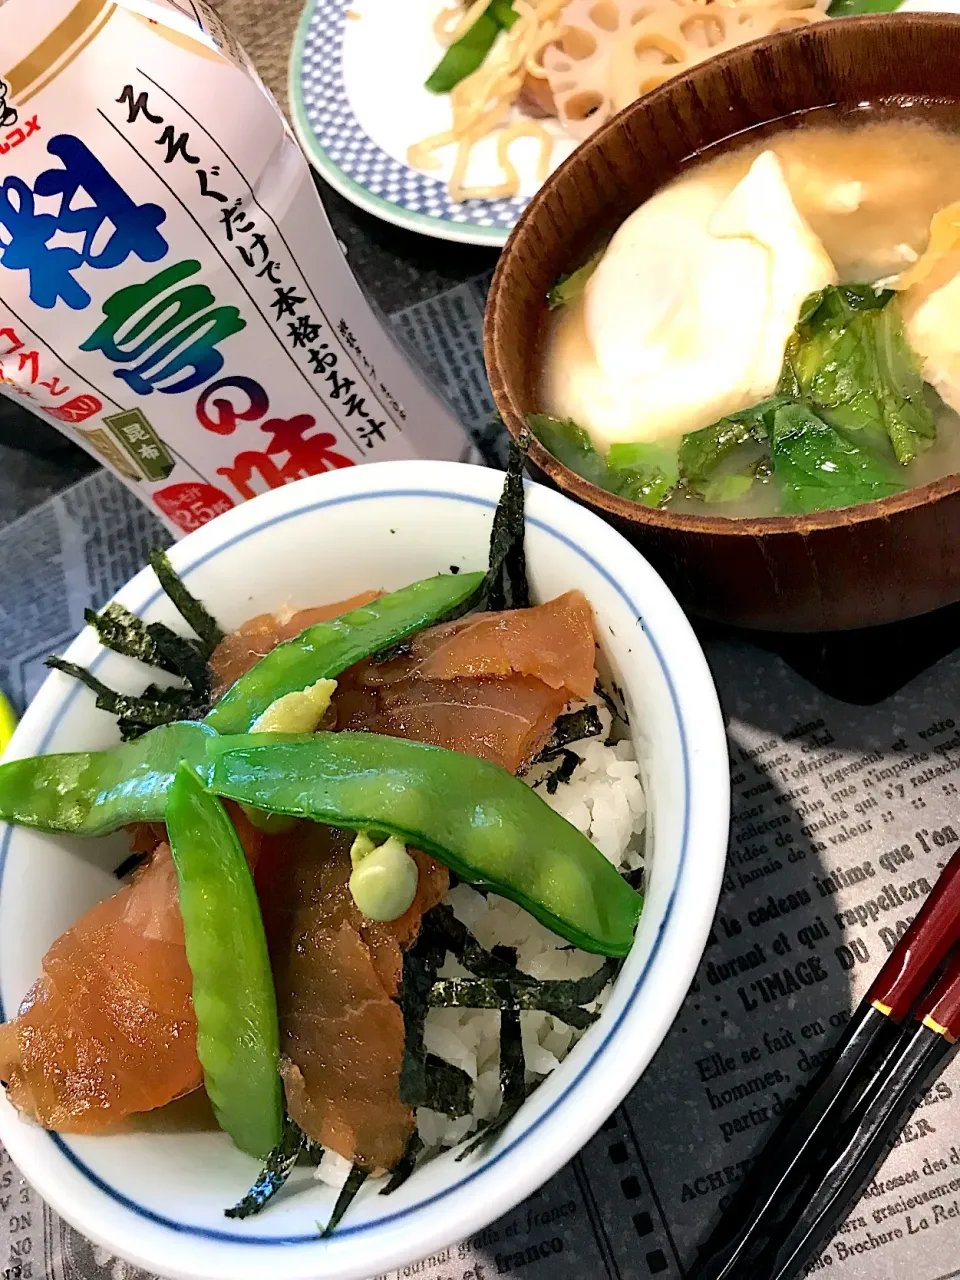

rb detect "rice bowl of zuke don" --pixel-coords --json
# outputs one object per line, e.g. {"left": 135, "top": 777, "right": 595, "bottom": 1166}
{"left": 0, "top": 455, "right": 728, "bottom": 1280}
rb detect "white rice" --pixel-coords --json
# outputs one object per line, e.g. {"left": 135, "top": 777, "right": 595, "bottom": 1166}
{"left": 317, "top": 687, "right": 646, "bottom": 1188}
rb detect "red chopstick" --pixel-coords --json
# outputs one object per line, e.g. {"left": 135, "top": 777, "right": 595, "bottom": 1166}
{"left": 762, "top": 946, "right": 960, "bottom": 1280}
{"left": 688, "top": 843, "right": 960, "bottom": 1280}
{"left": 865, "top": 844, "right": 960, "bottom": 1019}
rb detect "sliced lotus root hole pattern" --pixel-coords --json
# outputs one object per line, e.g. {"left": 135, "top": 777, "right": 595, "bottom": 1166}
{"left": 541, "top": 0, "right": 829, "bottom": 142}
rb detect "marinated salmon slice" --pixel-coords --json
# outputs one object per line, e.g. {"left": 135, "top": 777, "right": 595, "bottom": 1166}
{"left": 257, "top": 823, "right": 448, "bottom": 1169}
{"left": 335, "top": 591, "right": 598, "bottom": 772}
{"left": 0, "top": 806, "right": 262, "bottom": 1132}
{"left": 0, "top": 843, "right": 200, "bottom": 1132}
{"left": 210, "top": 590, "right": 382, "bottom": 697}
{"left": 336, "top": 674, "right": 569, "bottom": 775}
{"left": 421, "top": 591, "right": 596, "bottom": 700}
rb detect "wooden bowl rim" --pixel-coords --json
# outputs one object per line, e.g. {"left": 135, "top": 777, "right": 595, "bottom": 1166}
{"left": 485, "top": 12, "right": 960, "bottom": 538}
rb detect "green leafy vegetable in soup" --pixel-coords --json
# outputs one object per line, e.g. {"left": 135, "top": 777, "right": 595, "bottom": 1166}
{"left": 778, "top": 285, "right": 936, "bottom": 466}
{"left": 826, "top": 0, "right": 901, "bottom": 15}
{"left": 528, "top": 416, "right": 676, "bottom": 508}
{"left": 533, "top": 284, "right": 946, "bottom": 516}
{"left": 527, "top": 414, "right": 609, "bottom": 488}
{"left": 677, "top": 399, "right": 788, "bottom": 500}
{"left": 768, "top": 403, "right": 905, "bottom": 514}
{"left": 547, "top": 252, "right": 603, "bottom": 311}
{"left": 606, "top": 442, "right": 679, "bottom": 508}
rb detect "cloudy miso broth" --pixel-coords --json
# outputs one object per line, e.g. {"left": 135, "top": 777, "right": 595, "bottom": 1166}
{"left": 537, "top": 115, "right": 960, "bottom": 519}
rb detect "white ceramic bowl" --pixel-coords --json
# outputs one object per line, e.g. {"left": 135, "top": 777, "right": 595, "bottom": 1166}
{"left": 0, "top": 460, "right": 729, "bottom": 1280}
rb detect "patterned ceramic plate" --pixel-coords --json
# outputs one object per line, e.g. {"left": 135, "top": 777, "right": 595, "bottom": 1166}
{"left": 289, "top": 0, "right": 950, "bottom": 246}
{"left": 289, "top": 0, "right": 575, "bottom": 246}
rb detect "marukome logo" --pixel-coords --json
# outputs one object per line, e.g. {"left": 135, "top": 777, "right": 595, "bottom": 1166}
{"left": 0, "top": 76, "right": 17, "bottom": 129}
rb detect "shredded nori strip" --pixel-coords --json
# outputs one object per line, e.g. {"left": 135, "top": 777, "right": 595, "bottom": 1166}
{"left": 541, "top": 749, "right": 582, "bottom": 794}
{"left": 541, "top": 706, "right": 603, "bottom": 756}
{"left": 424, "top": 1055, "right": 473, "bottom": 1118}
{"left": 381, "top": 1132, "right": 425, "bottom": 1196}
{"left": 430, "top": 978, "right": 594, "bottom": 1028}
{"left": 146, "top": 625, "right": 211, "bottom": 700}
{"left": 44, "top": 658, "right": 197, "bottom": 739}
{"left": 138, "top": 681, "right": 199, "bottom": 708}
{"left": 399, "top": 929, "right": 447, "bottom": 1108}
{"left": 84, "top": 604, "right": 210, "bottom": 701}
{"left": 420, "top": 905, "right": 526, "bottom": 983}
{"left": 300, "top": 1135, "right": 325, "bottom": 1165}
{"left": 625, "top": 865, "right": 644, "bottom": 892}
{"left": 611, "top": 680, "right": 631, "bottom": 726}
{"left": 321, "top": 1165, "right": 369, "bottom": 1237}
{"left": 400, "top": 431, "right": 533, "bottom": 630}
{"left": 85, "top": 603, "right": 180, "bottom": 673}
{"left": 482, "top": 432, "right": 531, "bottom": 612}
{"left": 593, "top": 678, "right": 623, "bottom": 724}
{"left": 225, "top": 1115, "right": 305, "bottom": 1219}
{"left": 457, "top": 1009, "right": 528, "bottom": 1160}
{"left": 400, "top": 906, "right": 529, "bottom": 1111}
{"left": 148, "top": 548, "right": 224, "bottom": 657}
{"left": 429, "top": 961, "right": 617, "bottom": 1030}
{"left": 523, "top": 707, "right": 601, "bottom": 785}
{"left": 113, "top": 851, "right": 148, "bottom": 879}
{"left": 500, "top": 1009, "right": 526, "bottom": 1110}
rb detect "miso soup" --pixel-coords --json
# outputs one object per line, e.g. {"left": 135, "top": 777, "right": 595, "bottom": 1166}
{"left": 533, "top": 114, "right": 960, "bottom": 518}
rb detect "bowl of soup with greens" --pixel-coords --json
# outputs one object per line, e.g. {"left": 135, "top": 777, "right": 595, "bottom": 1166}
{"left": 485, "top": 14, "right": 960, "bottom": 631}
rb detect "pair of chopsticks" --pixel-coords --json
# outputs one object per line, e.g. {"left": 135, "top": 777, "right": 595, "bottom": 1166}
{"left": 688, "top": 842, "right": 960, "bottom": 1280}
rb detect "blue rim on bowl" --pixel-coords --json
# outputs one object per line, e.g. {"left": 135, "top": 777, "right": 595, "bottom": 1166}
{"left": 0, "top": 462, "right": 729, "bottom": 1280}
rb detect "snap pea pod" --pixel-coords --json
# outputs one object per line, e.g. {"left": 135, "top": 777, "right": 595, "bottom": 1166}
{"left": 166, "top": 765, "right": 282, "bottom": 1159}
{"left": 0, "top": 720, "right": 216, "bottom": 836}
{"left": 827, "top": 0, "right": 900, "bottom": 14}
{"left": 204, "top": 572, "right": 483, "bottom": 736}
{"left": 206, "top": 732, "right": 643, "bottom": 957}
{"left": 425, "top": 0, "right": 517, "bottom": 95}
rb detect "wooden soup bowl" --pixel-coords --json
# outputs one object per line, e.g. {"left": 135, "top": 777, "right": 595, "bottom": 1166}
{"left": 485, "top": 14, "right": 960, "bottom": 632}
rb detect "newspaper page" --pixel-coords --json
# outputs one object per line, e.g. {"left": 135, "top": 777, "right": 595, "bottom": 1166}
{"left": 2, "top": 289, "right": 960, "bottom": 1280}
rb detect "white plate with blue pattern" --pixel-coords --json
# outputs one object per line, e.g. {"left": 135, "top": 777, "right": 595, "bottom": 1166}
{"left": 290, "top": 0, "right": 576, "bottom": 246}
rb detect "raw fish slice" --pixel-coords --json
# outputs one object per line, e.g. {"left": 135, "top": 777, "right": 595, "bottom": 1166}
{"left": 0, "top": 806, "right": 262, "bottom": 1132}
{"left": 209, "top": 590, "right": 382, "bottom": 697}
{"left": 0, "top": 845, "right": 200, "bottom": 1131}
{"left": 336, "top": 592, "right": 597, "bottom": 771}
{"left": 336, "top": 675, "right": 568, "bottom": 774}
{"left": 257, "top": 823, "right": 448, "bottom": 1169}
{"left": 420, "top": 591, "right": 596, "bottom": 700}
{"left": 280, "top": 917, "right": 410, "bottom": 1170}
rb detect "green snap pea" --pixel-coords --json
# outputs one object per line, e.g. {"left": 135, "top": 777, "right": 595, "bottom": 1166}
{"left": 204, "top": 572, "right": 483, "bottom": 736}
{"left": 827, "top": 0, "right": 901, "bottom": 13}
{"left": 206, "top": 732, "right": 643, "bottom": 957}
{"left": 166, "top": 765, "right": 282, "bottom": 1159}
{"left": 0, "top": 720, "right": 216, "bottom": 836}
{"left": 425, "top": 1, "right": 517, "bottom": 95}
